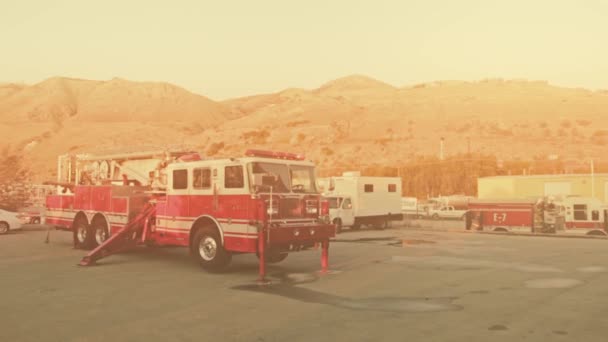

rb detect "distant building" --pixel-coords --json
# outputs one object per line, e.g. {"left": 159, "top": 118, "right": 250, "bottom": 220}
{"left": 478, "top": 174, "right": 608, "bottom": 203}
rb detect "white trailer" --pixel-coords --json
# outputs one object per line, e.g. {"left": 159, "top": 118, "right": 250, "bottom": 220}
{"left": 323, "top": 172, "right": 403, "bottom": 233}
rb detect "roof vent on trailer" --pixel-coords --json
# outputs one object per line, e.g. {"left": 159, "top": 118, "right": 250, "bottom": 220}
{"left": 245, "top": 149, "right": 305, "bottom": 161}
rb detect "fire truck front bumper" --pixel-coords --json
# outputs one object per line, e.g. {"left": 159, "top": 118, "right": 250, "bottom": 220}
{"left": 266, "top": 223, "right": 335, "bottom": 251}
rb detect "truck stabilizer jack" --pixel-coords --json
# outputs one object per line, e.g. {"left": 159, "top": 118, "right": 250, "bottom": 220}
{"left": 78, "top": 202, "right": 156, "bottom": 266}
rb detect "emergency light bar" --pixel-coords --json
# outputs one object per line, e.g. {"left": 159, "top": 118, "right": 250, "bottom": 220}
{"left": 245, "top": 149, "right": 305, "bottom": 161}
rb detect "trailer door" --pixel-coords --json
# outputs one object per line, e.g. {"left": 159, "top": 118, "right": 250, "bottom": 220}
{"left": 340, "top": 198, "right": 355, "bottom": 226}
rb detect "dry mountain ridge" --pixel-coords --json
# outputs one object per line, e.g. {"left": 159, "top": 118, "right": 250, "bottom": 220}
{"left": 0, "top": 77, "right": 231, "bottom": 124}
{"left": 1, "top": 74, "right": 608, "bottom": 182}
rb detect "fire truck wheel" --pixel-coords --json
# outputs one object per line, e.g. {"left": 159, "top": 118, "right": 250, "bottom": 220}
{"left": 92, "top": 218, "right": 110, "bottom": 246}
{"left": 0, "top": 221, "right": 9, "bottom": 235}
{"left": 191, "top": 227, "right": 231, "bottom": 272}
{"left": 333, "top": 219, "right": 342, "bottom": 234}
{"left": 73, "top": 218, "right": 94, "bottom": 249}
{"left": 257, "top": 251, "right": 289, "bottom": 264}
{"left": 267, "top": 251, "right": 288, "bottom": 264}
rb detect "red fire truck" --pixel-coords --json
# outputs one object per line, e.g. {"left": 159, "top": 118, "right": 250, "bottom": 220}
{"left": 466, "top": 197, "right": 608, "bottom": 236}
{"left": 45, "top": 149, "right": 334, "bottom": 281}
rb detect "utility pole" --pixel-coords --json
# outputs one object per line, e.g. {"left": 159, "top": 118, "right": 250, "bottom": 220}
{"left": 591, "top": 158, "right": 595, "bottom": 199}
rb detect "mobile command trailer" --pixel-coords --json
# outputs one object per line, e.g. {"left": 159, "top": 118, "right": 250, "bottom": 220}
{"left": 45, "top": 149, "right": 335, "bottom": 280}
{"left": 323, "top": 172, "right": 403, "bottom": 233}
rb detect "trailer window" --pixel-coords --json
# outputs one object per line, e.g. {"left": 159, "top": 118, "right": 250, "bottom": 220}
{"left": 592, "top": 210, "right": 599, "bottom": 221}
{"left": 225, "top": 166, "right": 244, "bottom": 188}
{"left": 388, "top": 184, "right": 397, "bottom": 192}
{"left": 193, "top": 168, "right": 211, "bottom": 189}
{"left": 364, "top": 184, "right": 374, "bottom": 192}
{"left": 172, "top": 169, "right": 188, "bottom": 190}
{"left": 573, "top": 204, "right": 587, "bottom": 220}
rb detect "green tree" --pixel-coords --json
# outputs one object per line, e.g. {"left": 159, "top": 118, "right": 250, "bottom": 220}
{"left": 0, "top": 147, "right": 32, "bottom": 211}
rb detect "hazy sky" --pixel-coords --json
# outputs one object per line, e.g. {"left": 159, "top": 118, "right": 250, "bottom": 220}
{"left": 2, "top": 0, "right": 607, "bottom": 99}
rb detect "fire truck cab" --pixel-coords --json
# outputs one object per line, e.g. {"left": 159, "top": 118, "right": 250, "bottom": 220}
{"left": 45, "top": 149, "right": 334, "bottom": 277}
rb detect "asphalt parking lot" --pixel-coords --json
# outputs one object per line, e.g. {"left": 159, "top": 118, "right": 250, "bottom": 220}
{"left": 2, "top": 223, "right": 608, "bottom": 342}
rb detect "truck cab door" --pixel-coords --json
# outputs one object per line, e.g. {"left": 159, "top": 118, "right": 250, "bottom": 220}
{"left": 341, "top": 198, "right": 355, "bottom": 226}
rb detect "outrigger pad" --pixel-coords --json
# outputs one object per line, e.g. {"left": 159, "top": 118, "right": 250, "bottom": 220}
{"left": 78, "top": 256, "right": 95, "bottom": 266}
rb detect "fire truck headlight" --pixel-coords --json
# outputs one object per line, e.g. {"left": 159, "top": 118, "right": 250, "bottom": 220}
{"left": 310, "top": 228, "right": 315, "bottom": 235}
{"left": 293, "top": 229, "right": 300, "bottom": 237}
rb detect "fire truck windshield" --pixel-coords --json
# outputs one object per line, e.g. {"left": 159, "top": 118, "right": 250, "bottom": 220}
{"left": 249, "top": 162, "right": 317, "bottom": 194}
{"left": 290, "top": 165, "right": 317, "bottom": 193}
{"left": 249, "top": 162, "right": 290, "bottom": 193}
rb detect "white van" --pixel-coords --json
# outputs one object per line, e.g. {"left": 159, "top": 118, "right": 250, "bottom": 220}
{"left": 323, "top": 172, "right": 403, "bottom": 233}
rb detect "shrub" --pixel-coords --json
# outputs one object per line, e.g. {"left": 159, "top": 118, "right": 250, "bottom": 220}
{"left": 241, "top": 129, "right": 270, "bottom": 144}
{"left": 321, "top": 147, "right": 334, "bottom": 156}
{"left": 206, "top": 142, "right": 225, "bottom": 156}
{"left": 576, "top": 119, "right": 591, "bottom": 126}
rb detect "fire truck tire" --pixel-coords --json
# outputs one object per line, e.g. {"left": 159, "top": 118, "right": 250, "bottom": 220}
{"left": 333, "top": 219, "right": 342, "bottom": 234}
{"left": 191, "top": 227, "right": 231, "bottom": 272}
{"left": 257, "top": 251, "right": 289, "bottom": 264}
{"left": 0, "top": 221, "right": 9, "bottom": 235}
{"left": 91, "top": 217, "right": 110, "bottom": 246}
{"left": 73, "top": 217, "right": 94, "bottom": 249}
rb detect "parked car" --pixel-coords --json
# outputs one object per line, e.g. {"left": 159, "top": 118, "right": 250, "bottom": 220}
{"left": 0, "top": 209, "right": 24, "bottom": 234}
{"left": 429, "top": 205, "right": 468, "bottom": 220}
{"left": 17, "top": 207, "right": 44, "bottom": 225}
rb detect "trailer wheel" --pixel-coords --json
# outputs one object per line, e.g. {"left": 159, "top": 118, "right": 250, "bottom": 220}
{"left": 373, "top": 220, "right": 386, "bottom": 230}
{"left": 73, "top": 217, "right": 93, "bottom": 249}
{"left": 351, "top": 223, "right": 361, "bottom": 230}
{"left": 333, "top": 219, "right": 342, "bottom": 234}
{"left": 191, "top": 227, "right": 231, "bottom": 272}
{"left": 432, "top": 214, "right": 440, "bottom": 220}
{"left": 0, "top": 221, "right": 9, "bottom": 235}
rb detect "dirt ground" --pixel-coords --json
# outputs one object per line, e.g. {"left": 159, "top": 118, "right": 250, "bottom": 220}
{"left": 2, "top": 223, "right": 608, "bottom": 342}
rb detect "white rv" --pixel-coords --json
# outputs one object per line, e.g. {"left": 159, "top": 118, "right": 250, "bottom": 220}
{"left": 323, "top": 172, "right": 403, "bottom": 233}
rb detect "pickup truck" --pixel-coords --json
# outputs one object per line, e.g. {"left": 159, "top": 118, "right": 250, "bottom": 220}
{"left": 429, "top": 206, "right": 468, "bottom": 220}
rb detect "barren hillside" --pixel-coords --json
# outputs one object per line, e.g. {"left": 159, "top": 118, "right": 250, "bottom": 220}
{"left": 2, "top": 75, "right": 608, "bottom": 182}
{"left": 0, "top": 77, "right": 230, "bottom": 124}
